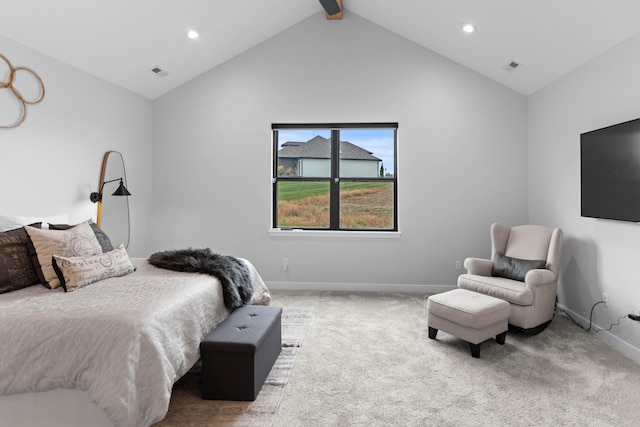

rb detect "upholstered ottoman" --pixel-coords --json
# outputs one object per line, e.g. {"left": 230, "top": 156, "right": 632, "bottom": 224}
{"left": 200, "top": 305, "right": 282, "bottom": 400}
{"left": 427, "top": 289, "right": 510, "bottom": 358}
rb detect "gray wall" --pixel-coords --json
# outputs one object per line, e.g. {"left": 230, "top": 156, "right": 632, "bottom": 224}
{"left": 0, "top": 35, "right": 153, "bottom": 256}
{"left": 528, "top": 32, "right": 640, "bottom": 360}
{"left": 151, "top": 12, "right": 528, "bottom": 291}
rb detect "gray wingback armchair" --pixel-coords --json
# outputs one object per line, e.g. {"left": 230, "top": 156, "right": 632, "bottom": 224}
{"left": 457, "top": 223, "right": 563, "bottom": 334}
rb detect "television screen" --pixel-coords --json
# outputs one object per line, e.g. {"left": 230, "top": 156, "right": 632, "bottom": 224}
{"left": 581, "top": 118, "right": 640, "bottom": 222}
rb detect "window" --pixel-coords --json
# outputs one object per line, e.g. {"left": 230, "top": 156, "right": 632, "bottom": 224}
{"left": 272, "top": 123, "right": 398, "bottom": 231}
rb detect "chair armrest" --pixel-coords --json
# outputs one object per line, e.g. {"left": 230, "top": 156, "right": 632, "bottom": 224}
{"left": 524, "top": 269, "right": 556, "bottom": 287}
{"left": 463, "top": 257, "right": 493, "bottom": 276}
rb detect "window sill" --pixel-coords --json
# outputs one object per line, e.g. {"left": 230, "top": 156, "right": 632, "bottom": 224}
{"left": 268, "top": 228, "right": 402, "bottom": 239}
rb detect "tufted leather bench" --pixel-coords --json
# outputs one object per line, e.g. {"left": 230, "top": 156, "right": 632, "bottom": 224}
{"left": 200, "top": 305, "right": 282, "bottom": 400}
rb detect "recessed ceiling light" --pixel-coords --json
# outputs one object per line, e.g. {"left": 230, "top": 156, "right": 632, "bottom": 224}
{"left": 186, "top": 28, "right": 201, "bottom": 40}
{"left": 461, "top": 23, "right": 476, "bottom": 34}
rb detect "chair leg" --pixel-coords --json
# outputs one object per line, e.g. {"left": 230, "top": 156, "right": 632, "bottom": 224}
{"left": 469, "top": 342, "right": 481, "bottom": 358}
{"left": 428, "top": 326, "right": 438, "bottom": 339}
{"left": 495, "top": 331, "right": 507, "bottom": 345}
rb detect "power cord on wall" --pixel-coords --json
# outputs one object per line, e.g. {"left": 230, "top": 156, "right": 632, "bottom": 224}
{"left": 555, "top": 301, "right": 635, "bottom": 333}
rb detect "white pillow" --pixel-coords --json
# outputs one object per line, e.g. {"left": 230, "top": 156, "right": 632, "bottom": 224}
{"left": 53, "top": 244, "right": 135, "bottom": 292}
{"left": 24, "top": 221, "right": 102, "bottom": 289}
{"left": 0, "top": 214, "right": 69, "bottom": 231}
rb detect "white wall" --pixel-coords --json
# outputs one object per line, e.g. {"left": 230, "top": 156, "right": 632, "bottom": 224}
{"left": 340, "top": 159, "right": 379, "bottom": 178}
{"left": 528, "top": 33, "right": 640, "bottom": 361}
{"left": 0, "top": 36, "right": 153, "bottom": 256}
{"left": 300, "top": 158, "right": 330, "bottom": 177}
{"left": 151, "top": 12, "right": 528, "bottom": 291}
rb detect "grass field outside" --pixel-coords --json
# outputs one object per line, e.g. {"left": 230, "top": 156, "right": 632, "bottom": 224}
{"left": 277, "top": 181, "right": 394, "bottom": 229}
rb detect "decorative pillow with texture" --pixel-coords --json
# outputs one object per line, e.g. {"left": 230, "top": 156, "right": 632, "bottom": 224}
{"left": 53, "top": 244, "right": 135, "bottom": 292}
{"left": 492, "top": 252, "right": 546, "bottom": 282}
{"left": 50, "top": 221, "right": 114, "bottom": 252}
{"left": 89, "top": 223, "right": 114, "bottom": 252}
{"left": 25, "top": 221, "right": 102, "bottom": 289}
{"left": 0, "top": 227, "right": 41, "bottom": 293}
{"left": 0, "top": 214, "right": 69, "bottom": 232}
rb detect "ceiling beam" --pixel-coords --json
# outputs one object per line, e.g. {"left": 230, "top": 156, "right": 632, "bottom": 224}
{"left": 326, "top": 0, "right": 343, "bottom": 20}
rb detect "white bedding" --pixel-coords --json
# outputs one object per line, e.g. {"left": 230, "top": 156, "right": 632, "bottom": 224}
{"left": 0, "top": 257, "right": 271, "bottom": 427}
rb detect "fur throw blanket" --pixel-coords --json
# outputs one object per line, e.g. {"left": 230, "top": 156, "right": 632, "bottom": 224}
{"left": 148, "top": 248, "right": 253, "bottom": 310}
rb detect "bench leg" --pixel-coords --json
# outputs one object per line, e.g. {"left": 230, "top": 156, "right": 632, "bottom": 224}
{"left": 428, "top": 326, "right": 438, "bottom": 339}
{"left": 495, "top": 331, "right": 507, "bottom": 345}
{"left": 469, "top": 342, "right": 481, "bottom": 358}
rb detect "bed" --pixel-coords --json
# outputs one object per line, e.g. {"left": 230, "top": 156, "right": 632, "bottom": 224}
{"left": 0, "top": 218, "right": 271, "bottom": 427}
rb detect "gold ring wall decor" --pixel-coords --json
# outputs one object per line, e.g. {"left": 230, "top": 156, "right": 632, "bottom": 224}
{"left": 0, "top": 52, "right": 45, "bottom": 129}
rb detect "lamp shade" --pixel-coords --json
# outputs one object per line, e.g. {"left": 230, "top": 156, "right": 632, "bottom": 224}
{"left": 112, "top": 179, "right": 132, "bottom": 196}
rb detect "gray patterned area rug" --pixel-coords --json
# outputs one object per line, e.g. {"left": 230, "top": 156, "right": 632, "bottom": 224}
{"left": 154, "top": 307, "right": 314, "bottom": 427}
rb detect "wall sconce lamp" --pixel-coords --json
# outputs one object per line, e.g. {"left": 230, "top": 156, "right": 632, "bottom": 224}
{"left": 90, "top": 178, "right": 132, "bottom": 203}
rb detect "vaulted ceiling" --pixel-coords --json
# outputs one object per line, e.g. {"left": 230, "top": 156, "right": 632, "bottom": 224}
{"left": 1, "top": 0, "right": 639, "bottom": 99}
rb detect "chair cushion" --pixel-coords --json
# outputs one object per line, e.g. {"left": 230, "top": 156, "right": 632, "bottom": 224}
{"left": 504, "top": 225, "right": 553, "bottom": 261}
{"left": 492, "top": 252, "right": 546, "bottom": 282}
{"left": 457, "top": 273, "right": 534, "bottom": 306}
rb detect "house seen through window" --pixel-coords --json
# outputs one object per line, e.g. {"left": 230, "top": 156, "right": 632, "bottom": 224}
{"left": 272, "top": 123, "right": 398, "bottom": 231}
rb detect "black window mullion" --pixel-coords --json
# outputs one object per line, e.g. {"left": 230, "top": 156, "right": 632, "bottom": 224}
{"left": 392, "top": 128, "right": 398, "bottom": 231}
{"left": 330, "top": 129, "right": 340, "bottom": 230}
{"left": 272, "top": 129, "right": 278, "bottom": 228}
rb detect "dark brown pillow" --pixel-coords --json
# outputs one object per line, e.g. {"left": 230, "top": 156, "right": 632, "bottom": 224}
{"left": 492, "top": 252, "right": 546, "bottom": 282}
{"left": 0, "top": 227, "right": 41, "bottom": 293}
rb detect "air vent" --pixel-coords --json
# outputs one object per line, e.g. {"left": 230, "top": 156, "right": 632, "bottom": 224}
{"left": 150, "top": 67, "right": 169, "bottom": 77}
{"left": 502, "top": 60, "right": 521, "bottom": 74}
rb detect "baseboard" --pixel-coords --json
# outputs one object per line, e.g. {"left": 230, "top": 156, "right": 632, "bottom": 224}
{"left": 266, "top": 281, "right": 455, "bottom": 294}
{"left": 556, "top": 303, "right": 640, "bottom": 365}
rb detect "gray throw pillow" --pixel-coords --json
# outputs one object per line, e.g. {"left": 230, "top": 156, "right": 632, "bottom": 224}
{"left": 492, "top": 252, "right": 546, "bottom": 282}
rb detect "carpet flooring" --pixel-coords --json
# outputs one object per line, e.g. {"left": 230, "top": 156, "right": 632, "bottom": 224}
{"left": 154, "top": 307, "right": 313, "bottom": 427}
{"left": 155, "top": 291, "right": 640, "bottom": 426}
{"left": 270, "top": 291, "right": 640, "bottom": 427}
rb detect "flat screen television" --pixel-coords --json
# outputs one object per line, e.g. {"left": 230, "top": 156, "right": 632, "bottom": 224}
{"left": 581, "top": 118, "right": 640, "bottom": 222}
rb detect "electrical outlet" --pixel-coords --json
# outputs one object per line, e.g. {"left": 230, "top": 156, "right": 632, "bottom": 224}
{"left": 455, "top": 260, "right": 462, "bottom": 270}
{"left": 602, "top": 293, "right": 608, "bottom": 306}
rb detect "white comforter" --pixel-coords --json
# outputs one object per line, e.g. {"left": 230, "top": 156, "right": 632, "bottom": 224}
{"left": 0, "top": 258, "right": 271, "bottom": 427}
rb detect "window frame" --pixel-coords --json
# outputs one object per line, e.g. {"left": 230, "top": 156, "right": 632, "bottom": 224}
{"left": 272, "top": 123, "right": 398, "bottom": 232}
